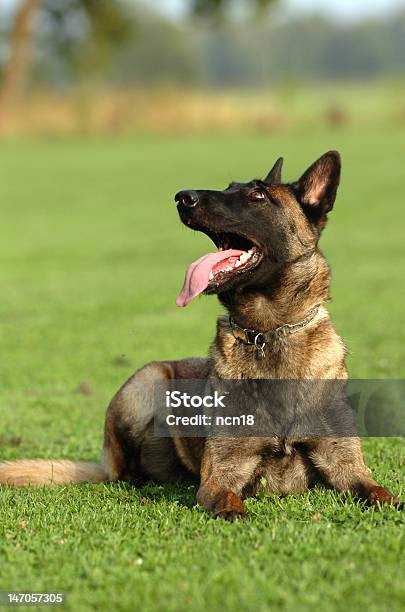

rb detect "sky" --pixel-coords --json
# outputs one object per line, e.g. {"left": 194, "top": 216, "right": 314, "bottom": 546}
{"left": 149, "top": 0, "right": 405, "bottom": 21}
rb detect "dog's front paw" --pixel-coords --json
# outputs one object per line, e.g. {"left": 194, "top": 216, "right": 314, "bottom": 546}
{"left": 215, "top": 509, "right": 246, "bottom": 521}
{"left": 213, "top": 490, "right": 246, "bottom": 521}
{"left": 368, "top": 486, "right": 403, "bottom": 510}
{"left": 215, "top": 510, "right": 247, "bottom": 523}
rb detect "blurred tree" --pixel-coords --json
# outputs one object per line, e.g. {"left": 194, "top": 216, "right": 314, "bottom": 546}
{"left": 39, "top": 0, "right": 133, "bottom": 81}
{"left": 189, "top": 0, "right": 277, "bottom": 87}
{"left": 191, "top": 0, "right": 276, "bottom": 19}
{"left": 111, "top": 9, "right": 199, "bottom": 87}
{"left": 0, "top": 0, "right": 133, "bottom": 122}
{"left": 0, "top": 0, "right": 41, "bottom": 121}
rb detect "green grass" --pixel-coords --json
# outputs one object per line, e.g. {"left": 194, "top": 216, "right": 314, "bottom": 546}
{"left": 0, "top": 126, "right": 405, "bottom": 611}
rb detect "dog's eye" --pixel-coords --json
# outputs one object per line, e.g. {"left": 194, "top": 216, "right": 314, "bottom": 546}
{"left": 249, "top": 190, "right": 266, "bottom": 201}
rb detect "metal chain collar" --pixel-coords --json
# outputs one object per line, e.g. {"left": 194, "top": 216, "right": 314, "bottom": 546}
{"left": 229, "top": 305, "right": 321, "bottom": 360}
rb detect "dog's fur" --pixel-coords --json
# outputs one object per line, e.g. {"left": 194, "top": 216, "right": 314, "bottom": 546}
{"left": 0, "top": 152, "right": 401, "bottom": 518}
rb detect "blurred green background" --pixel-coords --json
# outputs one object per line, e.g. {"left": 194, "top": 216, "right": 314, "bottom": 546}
{"left": 1, "top": 0, "right": 405, "bottom": 134}
{"left": 0, "top": 1, "right": 405, "bottom": 611}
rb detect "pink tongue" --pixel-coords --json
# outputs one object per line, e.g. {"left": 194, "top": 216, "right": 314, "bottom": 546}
{"left": 176, "top": 249, "right": 243, "bottom": 307}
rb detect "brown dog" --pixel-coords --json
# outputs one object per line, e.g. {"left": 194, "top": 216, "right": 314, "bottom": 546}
{"left": 0, "top": 152, "right": 402, "bottom": 519}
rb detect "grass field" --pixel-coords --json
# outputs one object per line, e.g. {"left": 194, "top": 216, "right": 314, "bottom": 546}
{"left": 0, "top": 125, "right": 404, "bottom": 611}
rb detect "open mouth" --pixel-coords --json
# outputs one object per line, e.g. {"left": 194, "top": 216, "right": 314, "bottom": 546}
{"left": 176, "top": 227, "right": 263, "bottom": 308}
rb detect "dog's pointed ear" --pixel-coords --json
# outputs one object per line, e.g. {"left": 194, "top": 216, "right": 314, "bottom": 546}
{"left": 264, "top": 157, "right": 283, "bottom": 184}
{"left": 294, "top": 151, "right": 341, "bottom": 217}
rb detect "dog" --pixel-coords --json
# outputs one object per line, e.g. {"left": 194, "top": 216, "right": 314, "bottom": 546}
{"left": 0, "top": 151, "right": 402, "bottom": 519}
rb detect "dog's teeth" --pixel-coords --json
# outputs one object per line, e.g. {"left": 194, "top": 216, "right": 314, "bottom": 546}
{"left": 234, "top": 260, "right": 241, "bottom": 268}
{"left": 209, "top": 271, "right": 214, "bottom": 280}
{"left": 239, "top": 252, "right": 250, "bottom": 264}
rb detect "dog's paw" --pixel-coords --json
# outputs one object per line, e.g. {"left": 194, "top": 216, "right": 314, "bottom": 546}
{"left": 368, "top": 486, "right": 403, "bottom": 510}
{"left": 215, "top": 508, "right": 247, "bottom": 522}
{"left": 213, "top": 490, "right": 246, "bottom": 521}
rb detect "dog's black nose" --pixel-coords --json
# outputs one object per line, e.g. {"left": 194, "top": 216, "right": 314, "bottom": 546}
{"left": 175, "top": 190, "right": 199, "bottom": 208}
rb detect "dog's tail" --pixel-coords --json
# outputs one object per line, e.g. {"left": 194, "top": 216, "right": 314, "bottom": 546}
{"left": 0, "top": 459, "right": 108, "bottom": 487}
